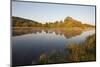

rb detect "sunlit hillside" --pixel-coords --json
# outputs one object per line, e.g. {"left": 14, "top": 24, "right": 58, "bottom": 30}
{"left": 12, "top": 16, "right": 95, "bottom": 29}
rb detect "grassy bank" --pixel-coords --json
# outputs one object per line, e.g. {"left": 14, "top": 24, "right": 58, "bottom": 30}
{"left": 35, "top": 34, "right": 96, "bottom": 64}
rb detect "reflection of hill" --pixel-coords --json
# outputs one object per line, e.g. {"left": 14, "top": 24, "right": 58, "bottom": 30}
{"left": 61, "top": 28, "right": 82, "bottom": 38}
{"left": 13, "top": 28, "right": 42, "bottom": 36}
{"left": 12, "top": 28, "right": 82, "bottom": 39}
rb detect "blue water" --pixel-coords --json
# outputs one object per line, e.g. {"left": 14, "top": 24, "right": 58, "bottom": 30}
{"left": 12, "top": 30, "right": 95, "bottom": 66}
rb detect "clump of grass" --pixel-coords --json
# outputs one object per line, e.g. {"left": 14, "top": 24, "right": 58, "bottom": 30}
{"left": 65, "top": 34, "right": 96, "bottom": 62}
{"left": 65, "top": 43, "right": 82, "bottom": 62}
{"left": 39, "top": 53, "right": 48, "bottom": 64}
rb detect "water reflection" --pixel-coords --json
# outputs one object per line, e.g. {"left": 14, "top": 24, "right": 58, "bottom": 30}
{"left": 12, "top": 28, "right": 83, "bottom": 39}
{"left": 12, "top": 28, "right": 95, "bottom": 66}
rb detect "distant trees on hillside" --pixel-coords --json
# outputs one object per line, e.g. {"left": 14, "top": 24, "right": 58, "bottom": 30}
{"left": 12, "top": 16, "right": 43, "bottom": 27}
{"left": 12, "top": 16, "right": 95, "bottom": 29}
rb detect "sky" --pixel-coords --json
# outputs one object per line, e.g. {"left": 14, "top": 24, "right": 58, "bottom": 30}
{"left": 12, "top": 1, "right": 96, "bottom": 25}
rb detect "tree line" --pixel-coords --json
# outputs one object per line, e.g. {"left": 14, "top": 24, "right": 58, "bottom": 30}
{"left": 12, "top": 16, "right": 95, "bottom": 29}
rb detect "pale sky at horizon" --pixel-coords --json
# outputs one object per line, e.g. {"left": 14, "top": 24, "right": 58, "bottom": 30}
{"left": 12, "top": 1, "right": 96, "bottom": 25}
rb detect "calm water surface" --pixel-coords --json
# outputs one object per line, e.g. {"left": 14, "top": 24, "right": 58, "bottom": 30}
{"left": 12, "top": 29, "right": 95, "bottom": 66}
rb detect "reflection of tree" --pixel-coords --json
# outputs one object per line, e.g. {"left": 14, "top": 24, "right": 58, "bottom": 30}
{"left": 12, "top": 27, "right": 83, "bottom": 38}
{"left": 44, "top": 30, "right": 48, "bottom": 33}
{"left": 63, "top": 30, "right": 82, "bottom": 39}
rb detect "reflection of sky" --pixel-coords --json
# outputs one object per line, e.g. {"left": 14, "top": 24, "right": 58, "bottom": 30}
{"left": 12, "top": 1, "right": 95, "bottom": 25}
{"left": 12, "top": 30, "right": 95, "bottom": 65}
{"left": 12, "top": 30, "right": 95, "bottom": 46}
{"left": 65, "top": 30, "right": 95, "bottom": 44}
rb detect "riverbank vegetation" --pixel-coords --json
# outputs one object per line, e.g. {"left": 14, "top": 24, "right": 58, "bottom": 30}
{"left": 35, "top": 34, "right": 96, "bottom": 64}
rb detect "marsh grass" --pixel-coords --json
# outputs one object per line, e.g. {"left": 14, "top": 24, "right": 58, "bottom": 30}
{"left": 38, "top": 34, "right": 96, "bottom": 64}
{"left": 66, "top": 34, "right": 96, "bottom": 62}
